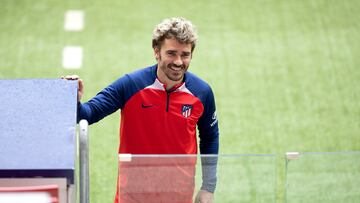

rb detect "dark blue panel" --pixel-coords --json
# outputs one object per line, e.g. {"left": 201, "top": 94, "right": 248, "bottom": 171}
{"left": 0, "top": 79, "right": 77, "bottom": 182}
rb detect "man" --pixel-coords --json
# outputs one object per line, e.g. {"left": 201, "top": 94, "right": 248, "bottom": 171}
{"left": 64, "top": 17, "right": 219, "bottom": 203}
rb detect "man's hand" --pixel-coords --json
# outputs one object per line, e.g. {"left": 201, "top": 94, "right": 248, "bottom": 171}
{"left": 194, "top": 190, "right": 214, "bottom": 203}
{"left": 61, "top": 75, "right": 84, "bottom": 101}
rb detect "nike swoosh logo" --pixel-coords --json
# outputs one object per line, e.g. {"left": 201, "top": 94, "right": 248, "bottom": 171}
{"left": 142, "top": 104, "right": 154, "bottom": 108}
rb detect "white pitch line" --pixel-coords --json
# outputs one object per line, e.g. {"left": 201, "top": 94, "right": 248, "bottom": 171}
{"left": 62, "top": 46, "right": 83, "bottom": 69}
{"left": 64, "top": 10, "right": 84, "bottom": 31}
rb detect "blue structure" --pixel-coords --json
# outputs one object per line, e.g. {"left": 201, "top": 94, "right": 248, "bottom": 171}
{"left": 0, "top": 79, "right": 78, "bottom": 184}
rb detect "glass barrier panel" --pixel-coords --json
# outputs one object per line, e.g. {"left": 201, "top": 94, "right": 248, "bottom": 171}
{"left": 285, "top": 152, "right": 360, "bottom": 203}
{"left": 118, "top": 154, "right": 277, "bottom": 203}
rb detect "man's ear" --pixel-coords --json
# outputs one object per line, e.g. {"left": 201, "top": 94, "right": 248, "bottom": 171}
{"left": 154, "top": 47, "right": 160, "bottom": 61}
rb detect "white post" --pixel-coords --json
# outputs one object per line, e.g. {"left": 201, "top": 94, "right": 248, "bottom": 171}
{"left": 79, "top": 120, "right": 89, "bottom": 203}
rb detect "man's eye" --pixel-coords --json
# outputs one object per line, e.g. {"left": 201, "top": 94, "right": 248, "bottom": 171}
{"left": 167, "top": 52, "right": 176, "bottom": 56}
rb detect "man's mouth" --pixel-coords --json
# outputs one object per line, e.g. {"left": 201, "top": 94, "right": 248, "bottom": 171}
{"left": 168, "top": 64, "right": 184, "bottom": 71}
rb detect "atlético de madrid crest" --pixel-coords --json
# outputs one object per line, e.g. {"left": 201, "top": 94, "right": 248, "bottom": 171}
{"left": 182, "top": 105, "right": 193, "bottom": 118}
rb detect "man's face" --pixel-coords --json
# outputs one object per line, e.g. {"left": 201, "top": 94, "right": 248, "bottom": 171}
{"left": 155, "top": 38, "right": 192, "bottom": 83}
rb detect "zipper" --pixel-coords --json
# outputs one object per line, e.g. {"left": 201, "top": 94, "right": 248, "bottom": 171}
{"left": 162, "top": 81, "right": 184, "bottom": 112}
{"left": 166, "top": 91, "right": 170, "bottom": 112}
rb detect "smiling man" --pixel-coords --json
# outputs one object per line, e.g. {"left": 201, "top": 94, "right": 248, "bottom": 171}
{"left": 154, "top": 35, "right": 191, "bottom": 87}
{"left": 64, "top": 17, "right": 219, "bottom": 203}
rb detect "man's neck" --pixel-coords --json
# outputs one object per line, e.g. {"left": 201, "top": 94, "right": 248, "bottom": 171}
{"left": 156, "top": 68, "right": 183, "bottom": 91}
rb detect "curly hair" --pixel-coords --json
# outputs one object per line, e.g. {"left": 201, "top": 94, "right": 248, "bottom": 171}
{"left": 152, "top": 17, "right": 198, "bottom": 52}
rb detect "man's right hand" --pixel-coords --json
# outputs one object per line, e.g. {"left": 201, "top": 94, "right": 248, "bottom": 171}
{"left": 61, "top": 75, "right": 84, "bottom": 101}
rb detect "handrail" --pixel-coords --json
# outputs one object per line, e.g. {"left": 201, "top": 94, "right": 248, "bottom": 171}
{"left": 79, "top": 120, "right": 89, "bottom": 203}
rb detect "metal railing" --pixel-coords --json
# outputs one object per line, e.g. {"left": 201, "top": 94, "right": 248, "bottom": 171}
{"left": 79, "top": 120, "right": 89, "bottom": 203}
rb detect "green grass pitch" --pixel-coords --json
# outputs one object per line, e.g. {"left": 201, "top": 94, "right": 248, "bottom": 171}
{"left": 1, "top": 0, "right": 360, "bottom": 202}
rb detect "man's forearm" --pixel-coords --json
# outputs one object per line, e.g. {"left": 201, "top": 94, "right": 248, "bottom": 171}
{"left": 200, "top": 155, "right": 218, "bottom": 193}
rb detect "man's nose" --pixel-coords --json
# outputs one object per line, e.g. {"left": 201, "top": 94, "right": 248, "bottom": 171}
{"left": 173, "top": 55, "right": 183, "bottom": 66}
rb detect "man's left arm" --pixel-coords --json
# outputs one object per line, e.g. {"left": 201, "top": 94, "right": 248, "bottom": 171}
{"left": 197, "top": 86, "right": 219, "bottom": 201}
